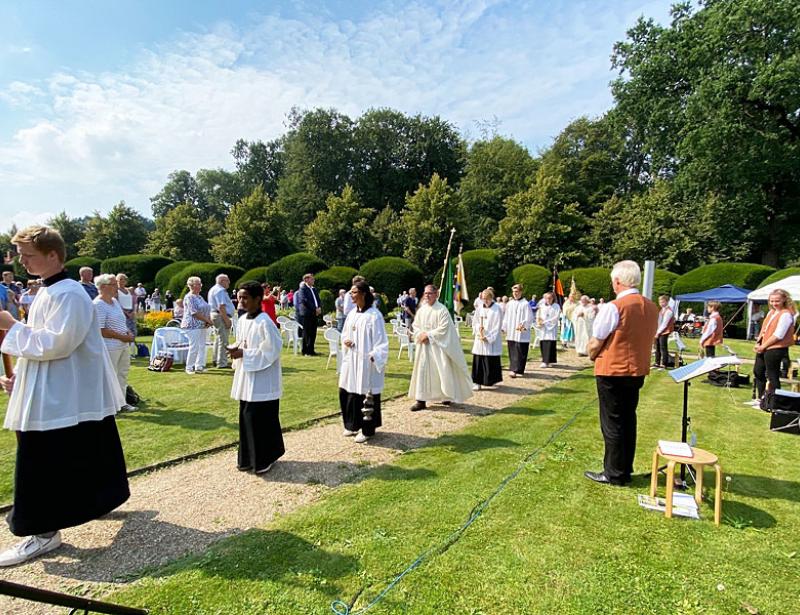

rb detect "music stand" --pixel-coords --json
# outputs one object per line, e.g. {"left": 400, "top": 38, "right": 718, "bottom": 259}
{"left": 667, "top": 355, "right": 742, "bottom": 486}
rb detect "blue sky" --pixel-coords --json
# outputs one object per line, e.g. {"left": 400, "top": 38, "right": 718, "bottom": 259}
{"left": 0, "top": 0, "right": 673, "bottom": 231}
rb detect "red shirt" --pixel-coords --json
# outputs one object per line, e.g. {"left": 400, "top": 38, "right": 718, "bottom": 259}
{"left": 261, "top": 294, "right": 278, "bottom": 325}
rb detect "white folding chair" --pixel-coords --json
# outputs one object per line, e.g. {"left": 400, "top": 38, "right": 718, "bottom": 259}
{"left": 396, "top": 324, "right": 415, "bottom": 361}
{"left": 276, "top": 315, "right": 289, "bottom": 326}
{"left": 323, "top": 314, "right": 334, "bottom": 329}
{"left": 324, "top": 327, "right": 341, "bottom": 370}
{"left": 281, "top": 320, "right": 302, "bottom": 354}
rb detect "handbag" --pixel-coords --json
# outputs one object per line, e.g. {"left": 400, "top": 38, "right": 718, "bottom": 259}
{"left": 148, "top": 352, "right": 174, "bottom": 372}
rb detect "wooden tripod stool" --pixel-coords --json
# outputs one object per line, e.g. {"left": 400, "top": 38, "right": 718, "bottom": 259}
{"left": 650, "top": 446, "right": 722, "bottom": 526}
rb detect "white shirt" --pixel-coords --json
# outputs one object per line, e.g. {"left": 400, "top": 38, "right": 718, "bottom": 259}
{"left": 591, "top": 288, "right": 639, "bottom": 340}
{"left": 762, "top": 310, "right": 795, "bottom": 341}
{"left": 656, "top": 307, "right": 674, "bottom": 336}
{"left": 699, "top": 313, "right": 718, "bottom": 344}
{"left": 2, "top": 278, "right": 124, "bottom": 431}
{"left": 536, "top": 301, "right": 561, "bottom": 341}
{"left": 339, "top": 307, "right": 389, "bottom": 395}
{"left": 117, "top": 289, "right": 133, "bottom": 311}
{"left": 230, "top": 313, "right": 283, "bottom": 402}
{"left": 472, "top": 302, "right": 503, "bottom": 356}
{"left": 343, "top": 292, "right": 356, "bottom": 316}
{"left": 502, "top": 298, "right": 534, "bottom": 343}
{"left": 208, "top": 283, "right": 235, "bottom": 316}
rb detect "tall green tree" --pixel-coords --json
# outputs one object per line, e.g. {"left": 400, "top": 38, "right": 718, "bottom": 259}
{"left": 150, "top": 170, "right": 208, "bottom": 220}
{"left": 611, "top": 0, "right": 800, "bottom": 266}
{"left": 211, "top": 186, "right": 294, "bottom": 270}
{"left": 146, "top": 203, "right": 215, "bottom": 261}
{"left": 77, "top": 202, "right": 150, "bottom": 259}
{"left": 401, "top": 174, "right": 466, "bottom": 276}
{"left": 304, "top": 185, "right": 379, "bottom": 268}
{"left": 46, "top": 211, "right": 86, "bottom": 260}
{"left": 196, "top": 168, "right": 245, "bottom": 221}
{"left": 231, "top": 137, "right": 285, "bottom": 198}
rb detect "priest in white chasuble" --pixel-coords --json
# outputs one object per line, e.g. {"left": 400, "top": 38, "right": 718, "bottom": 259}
{"left": 471, "top": 288, "right": 504, "bottom": 390}
{"left": 0, "top": 226, "right": 129, "bottom": 567}
{"left": 229, "top": 281, "right": 284, "bottom": 475}
{"left": 502, "top": 283, "right": 535, "bottom": 378}
{"left": 339, "top": 280, "right": 389, "bottom": 444}
{"left": 407, "top": 285, "right": 473, "bottom": 412}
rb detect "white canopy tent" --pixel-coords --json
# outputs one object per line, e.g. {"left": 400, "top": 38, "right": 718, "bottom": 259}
{"left": 745, "top": 275, "right": 800, "bottom": 339}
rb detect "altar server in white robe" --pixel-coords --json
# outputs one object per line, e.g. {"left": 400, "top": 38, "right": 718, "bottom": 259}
{"left": 0, "top": 226, "right": 128, "bottom": 567}
{"left": 572, "top": 295, "right": 592, "bottom": 356}
{"left": 339, "top": 280, "right": 389, "bottom": 443}
{"left": 503, "top": 284, "right": 535, "bottom": 378}
{"left": 228, "top": 281, "right": 284, "bottom": 474}
{"left": 537, "top": 292, "right": 561, "bottom": 368}
{"left": 471, "top": 288, "right": 503, "bottom": 390}
{"left": 408, "top": 285, "right": 473, "bottom": 411}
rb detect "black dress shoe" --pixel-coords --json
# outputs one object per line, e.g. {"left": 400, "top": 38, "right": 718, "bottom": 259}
{"left": 584, "top": 470, "right": 627, "bottom": 486}
{"left": 410, "top": 401, "right": 426, "bottom": 412}
{"left": 441, "top": 401, "right": 452, "bottom": 406}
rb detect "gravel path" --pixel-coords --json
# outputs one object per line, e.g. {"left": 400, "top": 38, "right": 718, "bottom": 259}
{"left": 0, "top": 353, "right": 588, "bottom": 614}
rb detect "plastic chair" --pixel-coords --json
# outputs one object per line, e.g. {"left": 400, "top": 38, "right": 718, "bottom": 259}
{"left": 323, "top": 314, "right": 334, "bottom": 329}
{"left": 324, "top": 327, "right": 341, "bottom": 370}
{"left": 396, "top": 324, "right": 415, "bottom": 361}
{"left": 150, "top": 327, "right": 190, "bottom": 364}
{"left": 276, "top": 315, "right": 289, "bottom": 326}
{"left": 281, "top": 320, "right": 302, "bottom": 354}
{"left": 166, "top": 318, "right": 181, "bottom": 328}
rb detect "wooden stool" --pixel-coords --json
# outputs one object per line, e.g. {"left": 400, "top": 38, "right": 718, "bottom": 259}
{"left": 649, "top": 446, "right": 722, "bottom": 526}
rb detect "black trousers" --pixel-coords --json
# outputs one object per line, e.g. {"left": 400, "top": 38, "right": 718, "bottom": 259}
{"left": 754, "top": 348, "right": 789, "bottom": 398}
{"left": 704, "top": 344, "right": 716, "bottom": 358}
{"left": 238, "top": 399, "right": 285, "bottom": 473}
{"left": 540, "top": 340, "right": 557, "bottom": 364}
{"left": 507, "top": 341, "right": 529, "bottom": 374}
{"left": 301, "top": 313, "right": 318, "bottom": 355}
{"left": 654, "top": 335, "right": 669, "bottom": 366}
{"left": 596, "top": 375, "right": 645, "bottom": 482}
{"left": 339, "top": 389, "right": 382, "bottom": 436}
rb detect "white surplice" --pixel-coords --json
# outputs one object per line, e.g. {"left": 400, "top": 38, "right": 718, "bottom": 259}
{"left": 502, "top": 298, "right": 534, "bottom": 343}
{"left": 408, "top": 301, "right": 473, "bottom": 403}
{"left": 230, "top": 312, "right": 283, "bottom": 402}
{"left": 572, "top": 303, "right": 591, "bottom": 355}
{"left": 471, "top": 302, "right": 503, "bottom": 356}
{"left": 536, "top": 302, "right": 561, "bottom": 341}
{"left": 339, "top": 307, "right": 389, "bottom": 395}
{"left": 1, "top": 278, "right": 124, "bottom": 431}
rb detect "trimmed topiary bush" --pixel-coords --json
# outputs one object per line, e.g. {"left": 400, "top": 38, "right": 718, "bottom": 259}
{"left": 166, "top": 263, "right": 245, "bottom": 299}
{"left": 506, "top": 264, "right": 550, "bottom": 299}
{"left": 101, "top": 255, "right": 173, "bottom": 288}
{"left": 434, "top": 249, "right": 506, "bottom": 302}
{"left": 757, "top": 267, "right": 800, "bottom": 288}
{"left": 359, "top": 257, "right": 425, "bottom": 299}
{"left": 316, "top": 266, "right": 359, "bottom": 292}
{"left": 652, "top": 269, "right": 679, "bottom": 300}
{"left": 319, "top": 289, "right": 335, "bottom": 315}
{"left": 236, "top": 267, "right": 270, "bottom": 288}
{"left": 65, "top": 256, "right": 101, "bottom": 280}
{"left": 155, "top": 261, "right": 194, "bottom": 293}
{"left": 672, "top": 263, "right": 775, "bottom": 296}
{"left": 561, "top": 267, "right": 613, "bottom": 301}
{"left": 265, "top": 253, "right": 327, "bottom": 289}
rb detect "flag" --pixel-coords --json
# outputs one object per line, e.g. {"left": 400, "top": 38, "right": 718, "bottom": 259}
{"left": 440, "top": 256, "right": 455, "bottom": 315}
{"left": 454, "top": 253, "right": 469, "bottom": 314}
{"left": 553, "top": 266, "right": 564, "bottom": 306}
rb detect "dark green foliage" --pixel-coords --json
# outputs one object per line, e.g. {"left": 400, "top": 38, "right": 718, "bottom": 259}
{"left": 507, "top": 264, "right": 550, "bottom": 298}
{"left": 461, "top": 249, "right": 504, "bottom": 296}
{"left": 77, "top": 202, "right": 151, "bottom": 259}
{"left": 652, "top": 269, "right": 679, "bottom": 301}
{"left": 46, "top": 212, "right": 85, "bottom": 261}
{"left": 64, "top": 256, "right": 102, "bottom": 280}
{"left": 235, "top": 267, "right": 270, "bottom": 288}
{"left": 374, "top": 293, "right": 390, "bottom": 318}
{"left": 319, "top": 289, "right": 335, "bottom": 315}
{"left": 315, "top": 266, "right": 359, "bottom": 292}
{"left": 166, "top": 263, "right": 245, "bottom": 299}
{"left": 100, "top": 255, "right": 174, "bottom": 288}
{"left": 672, "top": 263, "right": 776, "bottom": 296}
{"left": 359, "top": 257, "right": 424, "bottom": 299}
{"left": 264, "top": 253, "right": 327, "bottom": 289}
{"left": 561, "top": 267, "right": 613, "bottom": 301}
{"left": 155, "top": 261, "right": 195, "bottom": 295}
{"left": 757, "top": 268, "right": 800, "bottom": 289}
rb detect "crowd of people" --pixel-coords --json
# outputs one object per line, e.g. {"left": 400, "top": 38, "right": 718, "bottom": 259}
{"left": 0, "top": 225, "right": 796, "bottom": 568}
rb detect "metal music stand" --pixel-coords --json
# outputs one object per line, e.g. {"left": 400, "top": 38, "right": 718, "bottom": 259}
{"left": 667, "top": 355, "right": 742, "bottom": 487}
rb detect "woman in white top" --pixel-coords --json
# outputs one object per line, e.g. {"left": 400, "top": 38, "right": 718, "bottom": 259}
{"left": 115, "top": 273, "right": 136, "bottom": 335}
{"left": 572, "top": 295, "right": 592, "bottom": 356}
{"left": 536, "top": 292, "right": 561, "bottom": 367}
{"left": 471, "top": 288, "right": 503, "bottom": 390}
{"left": 94, "top": 274, "right": 136, "bottom": 411}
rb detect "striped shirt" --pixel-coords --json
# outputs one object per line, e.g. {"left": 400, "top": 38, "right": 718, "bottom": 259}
{"left": 93, "top": 297, "right": 129, "bottom": 349}
{"left": 182, "top": 293, "right": 211, "bottom": 330}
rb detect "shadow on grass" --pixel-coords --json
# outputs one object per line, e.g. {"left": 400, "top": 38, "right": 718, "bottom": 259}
{"left": 365, "top": 431, "right": 520, "bottom": 454}
{"left": 492, "top": 406, "right": 557, "bottom": 417}
{"left": 725, "top": 474, "right": 800, "bottom": 503}
{"left": 120, "top": 405, "right": 237, "bottom": 431}
{"left": 267, "top": 459, "right": 436, "bottom": 487}
{"left": 722, "top": 499, "right": 777, "bottom": 529}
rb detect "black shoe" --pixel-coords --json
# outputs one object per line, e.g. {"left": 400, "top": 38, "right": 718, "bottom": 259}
{"left": 410, "top": 401, "right": 426, "bottom": 412}
{"left": 584, "top": 470, "right": 627, "bottom": 486}
{"left": 441, "top": 400, "right": 452, "bottom": 406}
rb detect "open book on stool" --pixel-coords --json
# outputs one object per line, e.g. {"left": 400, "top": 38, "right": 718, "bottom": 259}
{"left": 658, "top": 440, "right": 693, "bottom": 458}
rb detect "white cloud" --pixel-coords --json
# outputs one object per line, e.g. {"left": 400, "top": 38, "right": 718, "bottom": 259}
{"left": 0, "top": 0, "right": 673, "bottom": 221}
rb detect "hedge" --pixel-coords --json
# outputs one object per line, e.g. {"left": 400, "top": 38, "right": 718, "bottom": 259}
{"left": 434, "top": 249, "right": 505, "bottom": 301}
{"left": 155, "top": 261, "right": 195, "bottom": 294}
{"left": 757, "top": 267, "right": 800, "bottom": 288}
{"left": 101, "top": 255, "right": 173, "bottom": 288}
{"left": 652, "top": 269, "right": 679, "bottom": 300}
{"left": 672, "top": 263, "right": 775, "bottom": 296}
{"left": 315, "top": 266, "right": 359, "bottom": 292}
{"left": 65, "top": 257, "right": 101, "bottom": 280}
{"left": 166, "top": 263, "right": 245, "bottom": 299}
{"left": 561, "top": 267, "right": 614, "bottom": 301}
{"left": 506, "top": 264, "right": 550, "bottom": 299}
{"left": 359, "top": 257, "right": 424, "bottom": 299}
{"left": 236, "top": 267, "right": 269, "bottom": 288}
{"left": 265, "top": 253, "right": 327, "bottom": 289}
{"left": 319, "top": 289, "right": 335, "bottom": 315}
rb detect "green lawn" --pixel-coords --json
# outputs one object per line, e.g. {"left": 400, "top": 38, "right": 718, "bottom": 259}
{"left": 112, "top": 362, "right": 799, "bottom": 614}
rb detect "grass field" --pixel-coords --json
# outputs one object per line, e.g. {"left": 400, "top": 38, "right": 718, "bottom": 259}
{"left": 110, "top": 363, "right": 800, "bottom": 614}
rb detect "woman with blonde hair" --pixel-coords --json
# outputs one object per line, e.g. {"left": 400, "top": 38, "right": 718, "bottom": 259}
{"left": 751, "top": 289, "right": 796, "bottom": 406}
{"left": 181, "top": 276, "right": 213, "bottom": 374}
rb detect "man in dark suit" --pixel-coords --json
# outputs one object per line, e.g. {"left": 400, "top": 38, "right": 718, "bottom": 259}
{"left": 296, "top": 273, "right": 321, "bottom": 356}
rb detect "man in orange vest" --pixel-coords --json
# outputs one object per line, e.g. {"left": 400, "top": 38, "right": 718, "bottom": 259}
{"left": 585, "top": 261, "right": 659, "bottom": 485}
{"left": 699, "top": 300, "right": 723, "bottom": 357}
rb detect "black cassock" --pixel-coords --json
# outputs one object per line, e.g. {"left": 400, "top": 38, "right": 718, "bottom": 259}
{"left": 339, "top": 389, "right": 382, "bottom": 437}
{"left": 507, "top": 340, "right": 530, "bottom": 374}
{"left": 238, "top": 400, "right": 285, "bottom": 473}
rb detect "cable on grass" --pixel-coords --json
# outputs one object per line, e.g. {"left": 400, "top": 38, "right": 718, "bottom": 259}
{"left": 330, "top": 396, "right": 597, "bottom": 615}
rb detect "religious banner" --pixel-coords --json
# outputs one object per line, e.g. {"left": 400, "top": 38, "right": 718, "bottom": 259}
{"left": 454, "top": 251, "right": 469, "bottom": 314}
